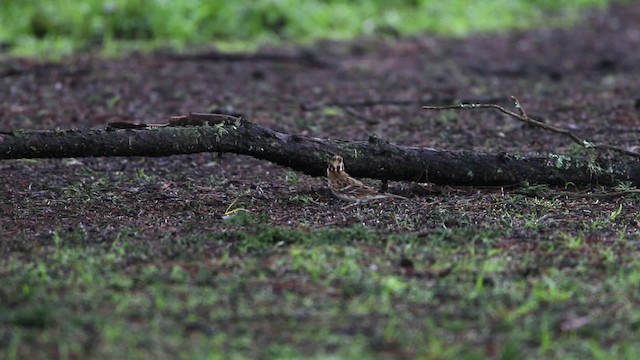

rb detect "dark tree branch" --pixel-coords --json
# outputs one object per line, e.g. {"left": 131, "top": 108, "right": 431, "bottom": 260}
{"left": 163, "top": 49, "right": 333, "bottom": 68}
{"left": 1, "top": 113, "right": 639, "bottom": 186}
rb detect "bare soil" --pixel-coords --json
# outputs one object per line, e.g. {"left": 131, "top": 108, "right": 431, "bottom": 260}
{"left": 3, "top": 4, "right": 640, "bottom": 237}
{"left": 2, "top": 3, "right": 640, "bottom": 358}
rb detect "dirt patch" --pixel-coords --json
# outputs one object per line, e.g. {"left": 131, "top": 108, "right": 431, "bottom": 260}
{"left": 2, "top": 4, "right": 640, "bottom": 237}
{"left": 3, "top": 4, "right": 640, "bottom": 237}
{"left": 2, "top": 3, "right": 640, "bottom": 358}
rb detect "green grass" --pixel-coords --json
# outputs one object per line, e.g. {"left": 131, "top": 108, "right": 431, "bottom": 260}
{"left": 0, "top": 0, "right": 611, "bottom": 57}
{"left": 3, "top": 216, "right": 640, "bottom": 358}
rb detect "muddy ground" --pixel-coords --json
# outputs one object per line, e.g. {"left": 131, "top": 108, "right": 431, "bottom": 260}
{"left": 2, "top": 3, "right": 640, "bottom": 358}
{"left": 2, "top": 5, "right": 640, "bottom": 236}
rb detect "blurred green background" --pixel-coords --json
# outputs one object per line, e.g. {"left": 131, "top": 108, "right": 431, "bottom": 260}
{"left": 0, "top": 0, "right": 612, "bottom": 56}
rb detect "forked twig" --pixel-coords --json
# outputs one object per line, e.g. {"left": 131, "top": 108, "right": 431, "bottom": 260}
{"left": 423, "top": 96, "right": 640, "bottom": 160}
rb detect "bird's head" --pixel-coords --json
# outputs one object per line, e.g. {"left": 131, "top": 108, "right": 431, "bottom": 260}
{"left": 327, "top": 155, "right": 344, "bottom": 173}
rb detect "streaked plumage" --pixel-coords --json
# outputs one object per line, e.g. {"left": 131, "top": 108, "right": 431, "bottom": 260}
{"left": 326, "top": 155, "right": 406, "bottom": 203}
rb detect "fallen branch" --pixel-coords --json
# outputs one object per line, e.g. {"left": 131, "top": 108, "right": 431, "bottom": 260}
{"left": 1, "top": 113, "right": 639, "bottom": 186}
{"left": 163, "top": 49, "right": 332, "bottom": 68}
{"left": 423, "top": 96, "right": 640, "bottom": 160}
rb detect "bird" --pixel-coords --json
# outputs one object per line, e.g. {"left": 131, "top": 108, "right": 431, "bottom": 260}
{"left": 326, "top": 155, "right": 407, "bottom": 204}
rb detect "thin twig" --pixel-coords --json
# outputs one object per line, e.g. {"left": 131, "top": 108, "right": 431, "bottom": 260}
{"left": 514, "top": 188, "right": 640, "bottom": 199}
{"left": 302, "top": 95, "right": 508, "bottom": 111}
{"left": 423, "top": 96, "right": 640, "bottom": 160}
{"left": 343, "top": 107, "right": 379, "bottom": 125}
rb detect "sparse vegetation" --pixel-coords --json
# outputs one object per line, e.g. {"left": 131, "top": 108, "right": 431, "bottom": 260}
{"left": 2, "top": 1, "right": 640, "bottom": 358}
{"left": 2, "top": 213, "right": 640, "bottom": 358}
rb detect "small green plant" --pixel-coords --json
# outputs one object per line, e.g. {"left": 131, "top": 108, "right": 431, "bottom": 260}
{"left": 285, "top": 171, "right": 301, "bottom": 186}
{"left": 223, "top": 198, "right": 249, "bottom": 217}
{"left": 562, "top": 232, "right": 583, "bottom": 250}
{"left": 106, "top": 94, "right": 121, "bottom": 109}
{"left": 609, "top": 204, "right": 623, "bottom": 221}
{"left": 598, "top": 246, "right": 616, "bottom": 263}
{"left": 51, "top": 231, "right": 62, "bottom": 247}
{"left": 289, "top": 194, "right": 319, "bottom": 204}
{"left": 320, "top": 106, "right": 343, "bottom": 117}
{"left": 436, "top": 110, "right": 459, "bottom": 124}
{"left": 213, "top": 122, "right": 229, "bottom": 140}
{"left": 586, "top": 156, "right": 605, "bottom": 176}
{"left": 613, "top": 181, "right": 635, "bottom": 192}
{"left": 135, "top": 168, "right": 151, "bottom": 181}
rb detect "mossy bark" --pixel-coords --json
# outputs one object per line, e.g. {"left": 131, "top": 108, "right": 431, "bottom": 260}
{"left": 1, "top": 114, "right": 638, "bottom": 186}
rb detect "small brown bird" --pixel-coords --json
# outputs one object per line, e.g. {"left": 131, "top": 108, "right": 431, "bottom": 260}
{"left": 326, "top": 155, "right": 407, "bottom": 203}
